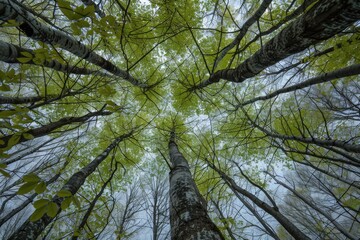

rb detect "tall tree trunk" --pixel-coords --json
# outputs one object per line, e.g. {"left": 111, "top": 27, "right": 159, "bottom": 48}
{"left": 71, "top": 163, "right": 118, "bottom": 239}
{"left": 195, "top": 0, "right": 360, "bottom": 89}
{"left": 0, "top": 40, "right": 111, "bottom": 77}
{"left": 7, "top": 131, "right": 133, "bottom": 240}
{"left": 0, "top": 0, "right": 146, "bottom": 88}
{"left": 168, "top": 131, "right": 224, "bottom": 240}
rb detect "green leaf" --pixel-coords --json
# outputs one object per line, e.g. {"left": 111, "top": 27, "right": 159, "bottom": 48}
{"left": 20, "top": 52, "right": 33, "bottom": 58}
{"left": 58, "top": 0, "right": 77, "bottom": 20}
{"left": 77, "top": 20, "right": 90, "bottom": 28}
{"left": 106, "top": 100, "right": 117, "bottom": 106}
{"left": 4, "top": 20, "right": 20, "bottom": 27}
{"left": 58, "top": 0, "right": 91, "bottom": 20}
{"left": 0, "top": 163, "right": 7, "bottom": 168}
{"left": 0, "top": 168, "right": 10, "bottom": 178}
{"left": 61, "top": 197, "right": 72, "bottom": 210}
{"left": 304, "top": 0, "right": 320, "bottom": 13}
{"left": 17, "top": 182, "right": 37, "bottom": 194}
{"left": 17, "top": 57, "right": 32, "bottom": 63}
{"left": 33, "top": 199, "right": 50, "bottom": 209}
{"left": 23, "top": 173, "right": 40, "bottom": 183}
{"left": 343, "top": 198, "right": 360, "bottom": 209}
{"left": 0, "top": 153, "right": 10, "bottom": 158}
{"left": 0, "top": 84, "right": 11, "bottom": 91}
{"left": 30, "top": 205, "right": 47, "bottom": 222}
{"left": 47, "top": 202, "right": 59, "bottom": 218}
{"left": 35, "top": 181, "right": 47, "bottom": 194}
{"left": 23, "top": 133, "right": 34, "bottom": 140}
{"left": 57, "top": 189, "right": 73, "bottom": 197}
{"left": 7, "top": 133, "right": 21, "bottom": 148}
{"left": 72, "top": 195, "right": 81, "bottom": 208}
{"left": 0, "top": 110, "right": 17, "bottom": 118}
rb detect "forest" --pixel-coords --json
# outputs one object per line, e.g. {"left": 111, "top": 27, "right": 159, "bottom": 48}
{"left": 0, "top": 0, "right": 359, "bottom": 239}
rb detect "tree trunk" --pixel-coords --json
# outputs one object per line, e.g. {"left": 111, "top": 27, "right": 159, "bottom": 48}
{"left": 208, "top": 162, "right": 311, "bottom": 240}
{"left": 168, "top": 131, "right": 224, "bottom": 240}
{"left": 195, "top": 0, "right": 360, "bottom": 89}
{"left": 0, "top": 109, "right": 112, "bottom": 150}
{"left": 0, "top": 40, "right": 111, "bottom": 77}
{"left": 237, "top": 63, "right": 360, "bottom": 107}
{"left": 7, "top": 131, "right": 133, "bottom": 240}
{"left": 0, "top": 0, "right": 146, "bottom": 88}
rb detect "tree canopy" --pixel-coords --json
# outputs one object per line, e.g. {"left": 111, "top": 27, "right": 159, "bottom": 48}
{"left": 0, "top": 0, "right": 359, "bottom": 239}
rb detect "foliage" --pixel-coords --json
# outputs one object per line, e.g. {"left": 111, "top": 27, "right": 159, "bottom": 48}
{"left": 0, "top": 0, "right": 359, "bottom": 239}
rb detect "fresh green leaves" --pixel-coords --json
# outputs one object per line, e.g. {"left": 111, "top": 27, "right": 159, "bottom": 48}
{"left": 58, "top": 0, "right": 95, "bottom": 20}
{"left": 0, "top": 163, "right": 10, "bottom": 177}
{"left": 30, "top": 199, "right": 59, "bottom": 221}
{"left": 17, "top": 173, "right": 47, "bottom": 195}
{"left": 56, "top": 190, "right": 81, "bottom": 210}
{"left": 17, "top": 51, "right": 33, "bottom": 63}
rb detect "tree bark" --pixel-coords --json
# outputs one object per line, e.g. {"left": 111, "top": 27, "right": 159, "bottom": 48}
{"left": 72, "top": 163, "right": 118, "bottom": 239}
{"left": 168, "top": 131, "right": 224, "bottom": 240}
{"left": 207, "top": 162, "right": 311, "bottom": 240}
{"left": 0, "top": 0, "right": 146, "bottom": 88}
{"left": 213, "top": 0, "right": 272, "bottom": 69}
{"left": 0, "top": 40, "right": 111, "bottom": 77}
{"left": 266, "top": 171, "right": 357, "bottom": 240}
{"left": 195, "top": 0, "right": 360, "bottom": 89}
{"left": 0, "top": 109, "right": 112, "bottom": 149}
{"left": 7, "top": 131, "right": 133, "bottom": 240}
{"left": 237, "top": 63, "right": 360, "bottom": 107}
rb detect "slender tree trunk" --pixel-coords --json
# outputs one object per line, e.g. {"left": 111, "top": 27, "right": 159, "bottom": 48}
{"left": 237, "top": 64, "right": 360, "bottom": 107}
{"left": 207, "top": 162, "right": 311, "bottom": 240}
{"left": 266, "top": 171, "right": 357, "bottom": 240}
{"left": 0, "top": 95, "right": 44, "bottom": 105}
{"left": 168, "top": 131, "right": 224, "bottom": 240}
{"left": 213, "top": 0, "right": 272, "bottom": 69}
{"left": 0, "top": 161, "right": 68, "bottom": 227}
{"left": 195, "top": 0, "right": 360, "bottom": 89}
{"left": 7, "top": 131, "right": 133, "bottom": 240}
{"left": 241, "top": 108, "right": 360, "bottom": 155}
{"left": 0, "top": 109, "right": 112, "bottom": 149}
{"left": 71, "top": 163, "right": 118, "bottom": 239}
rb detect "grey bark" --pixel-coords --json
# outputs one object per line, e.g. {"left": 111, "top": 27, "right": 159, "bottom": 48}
{"left": 195, "top": 0, "right": 360, "bottom": 89}
{"left": 213, "top": 0, "right": 272, "bottom": 69}
{"left": 237, "top": 63, "right": 360, "bottom": 107}
{"left": 241, "top": 108, "right": 360, "bottom": 155}
{"left": 72, "top": 164, "right": 118, "bottom": 239}
{"left": 207, "top": 162, "right": 311, "bottom": 240}
{"left": 0, "top": 109, "right": 112, "bottom": 149}
{"left": 0, "top": 40, "right": 111, "bottom": 77}
{"left": 0, "top": 95, "right": 45, "bottom": 105}
{"left": 168, "top": 131, "right": 225, "bottom": 240}
{"left": 0, "top": 0, "right": 147, "bottom": 88}
{"left": 266, "top": 171, "right": 357, "bottom": 240}
{"left": 7, "top": 131, "right": 133, "bottom": 240}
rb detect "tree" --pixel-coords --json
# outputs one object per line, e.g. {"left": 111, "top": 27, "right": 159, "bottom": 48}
{"left": 1, "top": 0, "right": 359, "bottom": 239}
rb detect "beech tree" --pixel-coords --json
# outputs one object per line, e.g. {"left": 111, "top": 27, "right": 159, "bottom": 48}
{"left": 1, "top": 0, "right": 359, "bottom": 239}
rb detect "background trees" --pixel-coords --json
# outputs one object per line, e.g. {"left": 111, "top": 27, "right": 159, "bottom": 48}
{"left": 0, "top": 0, "right": 359, "bottom": 239}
